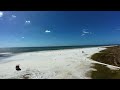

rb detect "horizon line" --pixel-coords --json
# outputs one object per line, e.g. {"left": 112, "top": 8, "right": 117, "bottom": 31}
{"left": 0, "top": 44, "right": 119, "bottom": 48}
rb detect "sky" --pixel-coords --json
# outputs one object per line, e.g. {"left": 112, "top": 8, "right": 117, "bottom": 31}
{"left": 0, "top": 11, "right": 120, "bottom": 47}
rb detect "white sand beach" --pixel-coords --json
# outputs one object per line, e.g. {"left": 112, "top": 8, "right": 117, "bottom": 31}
{"left": 0, "top": 46, "right": 119, "bottom": 79}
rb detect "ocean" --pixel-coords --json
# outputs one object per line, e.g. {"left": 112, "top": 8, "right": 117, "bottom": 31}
{"left": 0, "top": 45, "right": 113, "bottom": 60}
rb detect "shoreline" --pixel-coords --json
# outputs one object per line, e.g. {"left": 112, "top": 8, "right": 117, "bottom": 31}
{"left": 0, "top": 45, "right": 118, "bottom": 79}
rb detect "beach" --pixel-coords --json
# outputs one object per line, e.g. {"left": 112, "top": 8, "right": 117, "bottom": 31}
{"left": 0, "top": 46, "right": 119, "bottom": 79}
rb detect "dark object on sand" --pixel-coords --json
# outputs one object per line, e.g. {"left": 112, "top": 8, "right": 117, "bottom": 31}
{"left": 16, "top": 65, "right": 21, "bottom": 71}
{"left": 82, "top": 51, "right": 84, "bottom": 53}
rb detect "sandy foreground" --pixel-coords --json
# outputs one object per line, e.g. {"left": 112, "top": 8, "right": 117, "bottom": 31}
{"left": 0, "top": 46, "right": 119, "bottom": 79}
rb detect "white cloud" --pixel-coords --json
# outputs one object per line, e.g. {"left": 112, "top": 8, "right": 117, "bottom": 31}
{"left": 25, "top": 20, "right": 31, "bottom": 24}
{"left": 45, "top": 30, "right": 51, "bottom": 33}
{"left": 12, "top": 15, "right": 16, "bottom": 18}
{"left": 9, "top": 15, "right": 16, "bottom": 21}
{"left": 0, "top": 11, "right": 3, "bottom": 17}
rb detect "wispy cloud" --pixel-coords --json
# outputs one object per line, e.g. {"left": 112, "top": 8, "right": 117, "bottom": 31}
{"left": 9, "top": 15, "right": 17, "bottom": 21}
{"left": 81, "top": 29, "right": 92, "bottom": 36}
{"left": 45, "top": 30, "right": 51, "bottom": 33}
{"left": 0, "top": 11, "right": 3, "bottom": 17}
{"left": 12, "top": 15, "right": 16, "bottom": 18}
{"left": 83, "top": 30, "right": 89, "bottom": 34}
{"left": 81, "top": 34, "right": 85, "bottom": 36}
{"left": 25, "top": 20, "right": 31, "bottom": 24}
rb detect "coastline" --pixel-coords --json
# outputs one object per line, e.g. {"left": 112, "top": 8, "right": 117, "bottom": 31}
{"left": 0, "top": 46, "right": 117, "bottom": 79}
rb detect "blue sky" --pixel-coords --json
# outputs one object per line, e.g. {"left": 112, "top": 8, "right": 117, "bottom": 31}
{"left": 0, "top": 11, "right": 120, "bottom": 47}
